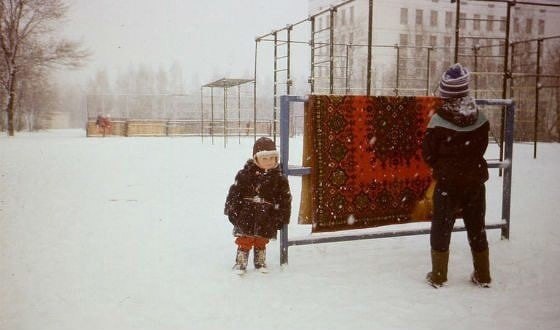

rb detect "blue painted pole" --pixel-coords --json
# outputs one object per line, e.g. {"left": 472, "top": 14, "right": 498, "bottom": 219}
{"left": 279, "top": 95, "right": 290, "bottom": 265}
{"left": 501, "top": 101, "right": 515, "bottom": 239}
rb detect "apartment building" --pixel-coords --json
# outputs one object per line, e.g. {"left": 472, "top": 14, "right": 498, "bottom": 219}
{"left": 308, "top": 0, "right": 560, "bottom": 97}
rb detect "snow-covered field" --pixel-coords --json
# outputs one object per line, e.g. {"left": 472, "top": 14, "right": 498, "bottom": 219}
{"left": 1, "top": 129, "right": 559, "bottom": 330}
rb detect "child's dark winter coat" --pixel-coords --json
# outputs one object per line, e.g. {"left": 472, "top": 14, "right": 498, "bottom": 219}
{"left": 224, "top": 159, "right": 291, "bottom": 239}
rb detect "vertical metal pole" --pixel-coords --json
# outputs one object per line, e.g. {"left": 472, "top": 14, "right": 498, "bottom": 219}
{"left": 238, "top": 84, "right": 241, "bottom": 144}
{"left": 426, "top": 47, "right": 432, "bottom": 95}
{"left": 346, "top": 44, "right": 350, "bottom": 94}
{"left": 287, "top": 26, "right": 293, "bottom": 137}
{"left": 454, "top": 0, "right": 461, "bottom": 63}
{"left": 474, "top": 45, "right": 479, "bottom": 99}
{"left": 510, "top": 43, "right": 516, "bottom": 109}
{"left": 501, "top": 102, "right": 515, "bottom": 239}
{"left": 329, "top": 8, "right": 335, "bottom": 94}
{"left": 500, "top": 2, "right": 513, "bottom": 176}
{"left": 310, "top": 16, "right": 316, "bottom": 94}
{"left": 224, "top": 86, "right": 227, "bottom": 148}
{"left": 287, "top": 26, "right": 292, "bottom": 96}
{"left": 200, "top": 87, "right": 204, "bottom": 142}
{"left": 279, "top": 95, "right": 290, "bottom": 265}
{"left": 254, "top": 39, "right": 258, "bottom": 140}
{"left": 273, "top": 32, "right": 278, "bottom": 140}
{"left": 211, "top": 87, "right": 214, "bottom": 145}
{"left": 395, "top": 45, "right": 400, "bottom": 96}
{"left": 367, "top": 0, "right": 373, "bottom": 96}
{"left": 534, "top": 39, "right": 542, "bottom": 159}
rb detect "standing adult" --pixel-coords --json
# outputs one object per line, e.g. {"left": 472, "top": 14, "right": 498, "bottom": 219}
{"left": 422, "top": 63, "right": 492, "bottom": 288}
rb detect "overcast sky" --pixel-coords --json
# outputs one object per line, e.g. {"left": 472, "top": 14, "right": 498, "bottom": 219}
{"left": 59, "top": 0, "right": 309, "bottom": 89}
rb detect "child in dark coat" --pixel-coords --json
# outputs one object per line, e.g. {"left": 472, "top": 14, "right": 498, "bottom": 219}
{"left": 224, "top": 137, "right": 292, "bottom": 274}
{"left": 422, "top": 63, "right": 492, "bottom": 288}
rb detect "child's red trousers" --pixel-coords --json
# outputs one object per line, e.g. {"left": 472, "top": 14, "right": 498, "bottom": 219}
{"left": 235, "top": 236, "right": 269, "bottom": 251}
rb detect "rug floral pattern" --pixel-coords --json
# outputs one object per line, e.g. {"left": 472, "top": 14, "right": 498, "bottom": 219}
{"left": 304, "top": 95, "right": 441, "bottom": 232}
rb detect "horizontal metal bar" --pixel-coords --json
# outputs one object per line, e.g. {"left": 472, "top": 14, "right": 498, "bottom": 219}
{"left": 475, "top": 98, "right": 514, "bottom": 106}
{"left": 287, "top": 222, "right": 506, "bottom": 246}
{"left": 488, "top": 160, "right": 510, "bottom": 169}
{"left": 313, "top": 27, "right": 332, "bottom": 34}
{"left": 286, "top": 166, "right": 311, "bottom": 176}
{"left": 312, "top": 59, "right": 331, "bottom": 65}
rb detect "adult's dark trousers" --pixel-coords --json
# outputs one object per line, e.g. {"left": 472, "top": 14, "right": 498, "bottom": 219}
{"left": 430, "top": 182, "right": 488, "bottom": 253}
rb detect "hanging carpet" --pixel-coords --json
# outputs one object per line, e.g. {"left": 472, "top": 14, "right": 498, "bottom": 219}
{"left": 301, "top": 95, "right": 441, "bottom": 232}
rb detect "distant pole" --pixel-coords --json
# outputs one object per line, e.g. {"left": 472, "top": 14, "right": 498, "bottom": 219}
{"left": 534, "top": 39, "right": 542, "bottom": 159}
{"left": 200, "top": 87, "right": 204, "bottom": 142}
{"left": 367, "top": 0, "right": 373, "bottom": 96}
{"left": 253, "top": 39, "right": 258, "bottom": 140}
{"left": 454, "top": 0, "right": 460, "bottom": 63}
{"left": 211, "top": 87, "right": 214, "bottom": 145}
{"left": 223, "top": 86, "right": 227, "bottom": 148}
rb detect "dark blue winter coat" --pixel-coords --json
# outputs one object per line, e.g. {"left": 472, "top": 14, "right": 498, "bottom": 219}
{"left": 224, "top": 159, "right": 292, "bottom": 239}
{"left": 422, "top": 96, "right": 490, "bottom": 186}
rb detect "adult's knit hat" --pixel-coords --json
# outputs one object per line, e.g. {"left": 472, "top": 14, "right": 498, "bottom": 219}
{"left": 253, "top": 137, "right": 279, "bottom": 159}
{"left": 438, "top": 63, "right": 470, "bottom": 98}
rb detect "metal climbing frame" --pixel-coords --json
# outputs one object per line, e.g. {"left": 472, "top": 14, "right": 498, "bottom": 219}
{"left": 278, "top": 95, "right": 515, "bottom": 265}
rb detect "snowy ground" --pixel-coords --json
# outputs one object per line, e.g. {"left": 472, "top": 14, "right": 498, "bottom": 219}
{"left": 1, "top": 130, "right": 559, "bottom": 330}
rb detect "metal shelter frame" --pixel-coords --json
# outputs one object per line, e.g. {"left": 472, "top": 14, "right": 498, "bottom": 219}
{"left": 201, "top": 78, "right": 254, "bottom": 146}
{"left": 278, "top": 95, "right": 515, "bottom": 265}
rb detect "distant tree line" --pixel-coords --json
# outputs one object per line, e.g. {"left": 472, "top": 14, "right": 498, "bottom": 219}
{"left": 85, "top": 62, "right": 196, "bottom": 119}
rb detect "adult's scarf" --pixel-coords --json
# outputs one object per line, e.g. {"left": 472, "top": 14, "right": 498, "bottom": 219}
{"left": 301, "top": 95, "right": 441, "bottom": 232}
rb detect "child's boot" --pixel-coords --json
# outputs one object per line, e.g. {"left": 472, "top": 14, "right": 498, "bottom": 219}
{"left": 426, "top": 249, "right": 449, "bottom": 288}
{"left": 471, "top": 248, "right": 491, "bottom": 288}
{"left": 254, "top": 248, "right": 268, "bottom": 273}
{"left": 232, "top": 248, "right": 249, "bottom": 275}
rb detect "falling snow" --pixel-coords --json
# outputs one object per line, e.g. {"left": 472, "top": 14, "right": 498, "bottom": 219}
{"left": 1, "top": 130, "right": 559, "bottom": 330}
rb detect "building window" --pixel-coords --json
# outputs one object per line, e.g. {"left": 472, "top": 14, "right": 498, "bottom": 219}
{"left": 514, "top": 17, "right": 520, "bottom": 33}
{"left": 349, "top": 6, "right": 354, "bottom": 24}
{"left": 526, "top": 18, "right": 533, "bottom": 34}
{"left": 416, "top": 34, "right": 424, "bottom": 46}
{"left": 487, "top": 15, "right": 494, "bottom": 31}
{"left": 444, "top": 36, "right": 452, "bottom": 47}
{"left": 538, "top": 19, "right": 545, "bottom": 35}
{"left": 430, "top": 35, "right": 437, "bottom": 46}
{"left": 400, "top": 8, "right": 408, "bottom": 25}
{"left": 473, "top": 14, "right": 480, "bottom": 30}
{"left": 499, "top": 16, "right": 506, "bottom": 32}
{"left": 445, "top": 11, "right": 453, "bottom": 28}
{"left": 340, "top": 8, "right": 346, "bottom": 26}
{"left": 430, "top": 10, "right": 438, "bottom": 27}
{"left": 416, "top": 9, "right": 423, "bottom": 25}
{"left": 460, "top": 13, "right": 466, "bottom": 29}
{"left": 400, "top": 34, "right": 409, "bottom": 46}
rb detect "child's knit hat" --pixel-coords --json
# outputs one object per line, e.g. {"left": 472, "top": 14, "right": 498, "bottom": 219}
{"left": 438, "top": 63, "right": 470, "bottom": 98}
{"left": 253, "top": 137, "right": 279, "bottom": 159}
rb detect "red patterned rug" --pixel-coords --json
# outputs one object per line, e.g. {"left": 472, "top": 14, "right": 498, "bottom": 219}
{"left": 303, "top": 95, "right": 441, "bottom": 232}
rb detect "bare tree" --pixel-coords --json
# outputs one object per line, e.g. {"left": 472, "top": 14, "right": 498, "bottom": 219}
{"left": 0, "top": 0, "right": 89, "bottom": 136}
